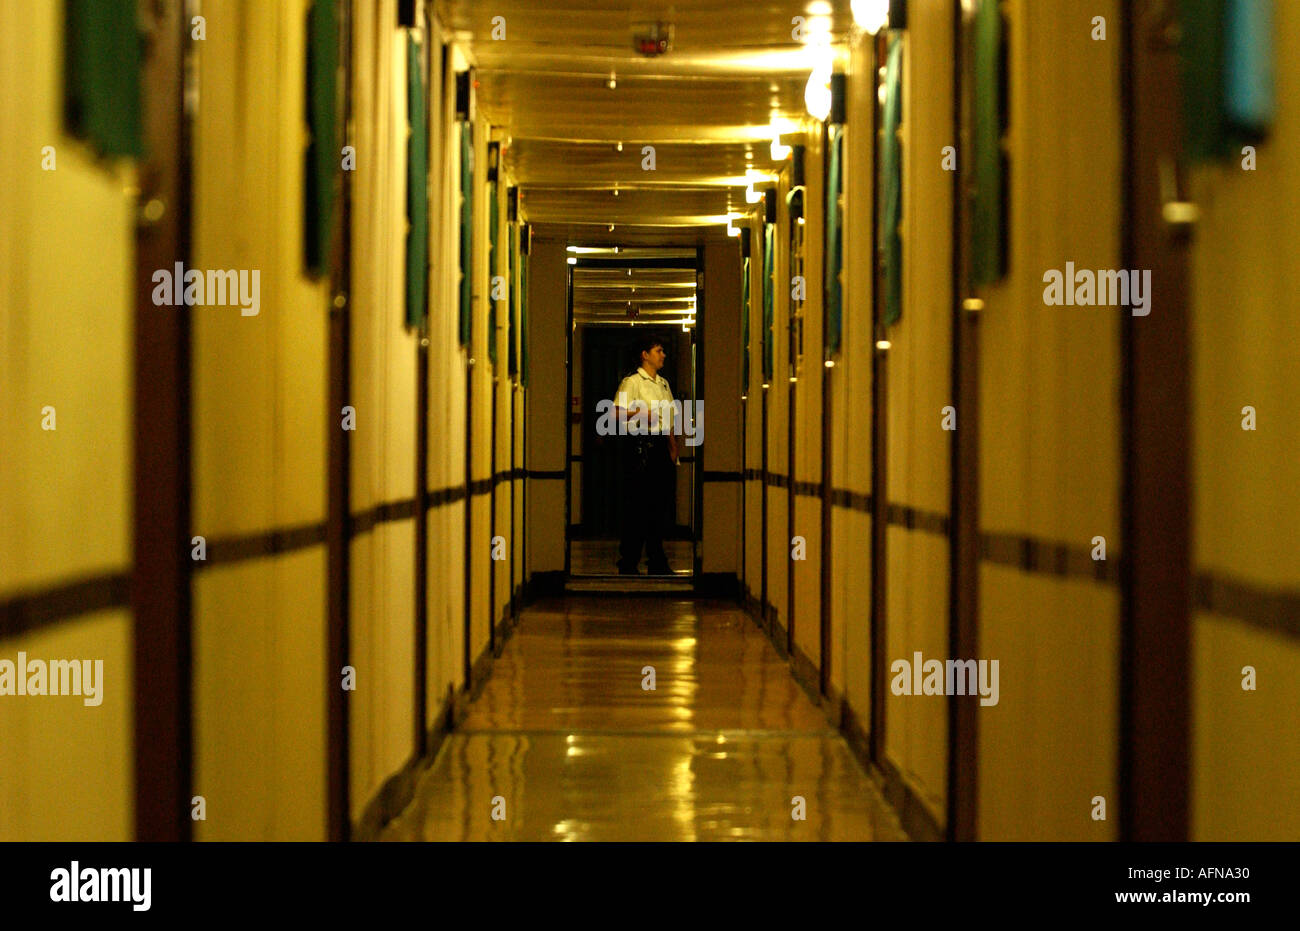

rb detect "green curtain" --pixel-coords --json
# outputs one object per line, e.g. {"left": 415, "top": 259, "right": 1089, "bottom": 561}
{"left": 303, "top": 0, "right": 340, "bottom": 276}
{"left": 742, "top": 256, "right": 751, "bottom": 391}
{"left": 519, "top": 252, "right": 530, "bottom": 387}
{"left": 1180, "top": 0, "right": 1274, "bottom": 162}
{"left": 404, "top": 33, "right": 428, "bottom": 328}
{"left": 487, "top": 181, "right": 499, "bottom": 364}
{"left": 64, "top": 0, "right": 144, "bottom": 159}
{"left": 971, "top": 1, "right": 1003, "bottom": 287}
{"left": 458, "top": 122, "right": 473, "bottom": 346}
{"left": 762, "top": 224, "right": 775, "bottom": 382}
{"left": 880, "top": 34, "right": 904, "bottom": 326}
{"left": 825, "top": 124, "right": 844, "bottom": 357}
{"left": 509, "top": 225, "right": 518, "bottom": 377}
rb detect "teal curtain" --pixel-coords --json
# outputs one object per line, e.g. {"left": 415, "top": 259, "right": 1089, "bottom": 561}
{"left": 971, "top": 1, "right": 1003, "bottom": 287}
{"left": 519, "top": 252, "right": 529, "bottom": 387}
{"left": 880, "top": 34, "right": 904, "bottom": 326}
{"left": 825, "top": 124, "right": 844, "bottom": 357}
{"left": 64, "top": 0, "right": 143, "bottom": 159}
{"left": 742, "top": 256, "right": 751, "bottom": 391}
{"left": 1180, "top": 0, "right": 1274, "bottom": 161}
{"left": 762, "top": 224, "right": 775, "bottom": 382}
{"left": 303, "top": 0, "right": 340, "bottom": 276}
{"left": 487, "top": 181, "right": 499, "bottom": 364}
{"left": 458, "top": 122, "right": 473, "bottom": 346}
{"left": 404, "top": 33, "right": 428, "bottom": 328}
{"left": 508, "top": 226, "right": 518, "bottom": 377}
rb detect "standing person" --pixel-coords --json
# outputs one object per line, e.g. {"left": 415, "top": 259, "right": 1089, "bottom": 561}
{"left": 614, "top": 334, "right": 679, "bottom": 575}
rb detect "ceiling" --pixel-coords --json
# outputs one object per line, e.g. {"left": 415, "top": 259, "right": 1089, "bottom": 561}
{"left": 572, "top": 262, "right": 699, "bottom": 326}
{"left": 436, "top": 0, "right": 855, "bottom": 247}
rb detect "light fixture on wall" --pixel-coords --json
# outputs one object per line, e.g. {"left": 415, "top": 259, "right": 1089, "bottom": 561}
{"left": 805, "top": 68, "right": 832, "bottom": 121}
{"left": 851, "top": 0, "right": 890, "bottom": 34}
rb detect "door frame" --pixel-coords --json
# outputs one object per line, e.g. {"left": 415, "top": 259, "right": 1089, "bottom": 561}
{"left": 563, "top": 253, "right": 704, "bottom": 581}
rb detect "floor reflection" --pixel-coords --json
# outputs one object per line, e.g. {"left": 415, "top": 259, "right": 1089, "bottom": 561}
{"left": 380, "top": 597, "right": 908, "bottom": 841}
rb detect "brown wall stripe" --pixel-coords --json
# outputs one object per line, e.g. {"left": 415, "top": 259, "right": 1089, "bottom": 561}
{"left": 0, "top": 573, "right": 132, "bottom": 640}
{"left": 1194, "top": 573, "right": 1300, "bottom": 640}
{"left": 980, "top": 532, "right": 1121, "bottom": 585}
{"left": 201, "top": 521, "right": 330, "bottom": 565}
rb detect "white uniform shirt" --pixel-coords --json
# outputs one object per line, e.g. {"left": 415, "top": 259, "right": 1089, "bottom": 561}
{"left": 616, "top": 367, "right": 675, "bottom": 435}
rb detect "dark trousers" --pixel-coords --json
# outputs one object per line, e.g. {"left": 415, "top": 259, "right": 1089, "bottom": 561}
{"left": 617, "top": 436, "right": 672, "bottom": 573}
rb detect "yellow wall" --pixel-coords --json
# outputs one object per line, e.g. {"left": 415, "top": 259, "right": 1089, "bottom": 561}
{"left": 975, "top": 0, "right": 1121, "bottom": 840}
{"left": 882, "top": 0, "right": 954, "bottom": 829}
{"left": 190, "top": 0, "right": 331, "bottom": 840}
{"left": 0, "top": 0, "right": 136, "bottom": 840}
{"left": 525, "top": 238, "right": 569, "bottom": 574}
{"left": 831, "top": 28, "right": 878, "bottom": 716}
{"left": 1186, "top": 1, "right": 1300, "bottom": 841}
{"left": 702, "top": 240, "right": 742, "bottom": 573}
{"left": 792, "top": 122, "right": 826, "bottom": 670}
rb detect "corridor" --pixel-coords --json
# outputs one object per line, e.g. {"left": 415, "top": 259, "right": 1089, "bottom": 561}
{"left": 1, "top": 0, "right": 1298, "bottom": 855}
{"left": 380, "top": 597, "right": 906, "bottom": 841}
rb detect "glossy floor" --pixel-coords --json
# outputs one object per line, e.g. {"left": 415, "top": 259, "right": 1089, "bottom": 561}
{"left": 380, "top": 596, "right": 909, "bottom": 841}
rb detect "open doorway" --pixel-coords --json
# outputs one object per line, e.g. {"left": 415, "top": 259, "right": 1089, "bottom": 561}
{"left": 565, "top": 247, "right": 701, "bottom": 586}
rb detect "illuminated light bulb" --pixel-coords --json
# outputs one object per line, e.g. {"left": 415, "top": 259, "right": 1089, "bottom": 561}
{"left": 567, "top": 257, "right": 577, "bottom": 265}
{"left": 805, "top": 68, "right": 832, "bottom": 121}
{"left": 875, "top": 339, "right": 892, "bottom": 350}
{"left": 771, "top": 136, "right": 792, "bottom": 160}
{"left": 824, "top": 359, "right": 835, "bottom": 368}
{"left": 607, "top": 73, "right": 617, "bottom": 89}
{"left": 852, "top": 0, "right": 890, "bottom": 34}
{"left": 616, "top": 141, "right": 623, "bottom": 151}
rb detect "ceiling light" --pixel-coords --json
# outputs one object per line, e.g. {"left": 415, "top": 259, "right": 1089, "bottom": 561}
{"left": 567, "top": 257, "right": 577, "bottom": 265}
{"left": 852, "top": 0, "right": 890, "bottom": 34}
{"left": 807, "top": 1, "right": 833, "bottom": 14}
{"left": 771, "top": 135, "right": 792, "bottom": 160}
{"left": 746, "top": 183, "right": 762, "bottom": 204}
